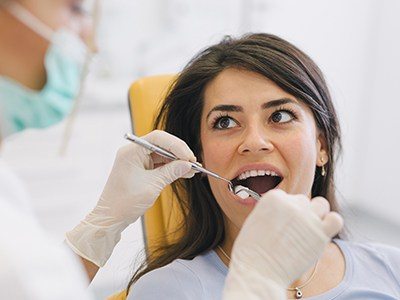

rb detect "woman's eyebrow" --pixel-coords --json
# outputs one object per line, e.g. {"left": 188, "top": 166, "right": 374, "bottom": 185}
{"left": 206, "top": 104, "right": 243, "bottom": 120}
{"left": 206, "top": 98, "right": 299, "bottom": 121}
{"left": 261, "top": 98, "right": 298, "bottom": 109}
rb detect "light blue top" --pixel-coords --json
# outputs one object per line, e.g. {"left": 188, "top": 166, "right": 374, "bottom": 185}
{"left": 128, "top": 239, "right": 400, "bottom": 299}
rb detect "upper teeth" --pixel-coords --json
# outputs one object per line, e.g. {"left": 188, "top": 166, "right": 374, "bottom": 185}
{"left": 237, "top": 170, "right": 279, "bottom": 181}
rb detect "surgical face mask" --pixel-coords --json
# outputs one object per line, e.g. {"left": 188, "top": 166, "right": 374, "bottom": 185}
{"left": 0, "top": 2, "right": 90, "bottom": 138}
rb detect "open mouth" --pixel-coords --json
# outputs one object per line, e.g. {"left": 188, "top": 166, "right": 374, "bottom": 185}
{"left": 231, "top": 170, "right": 283, "bottom": 196}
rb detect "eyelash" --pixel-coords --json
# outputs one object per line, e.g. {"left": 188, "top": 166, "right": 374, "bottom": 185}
{"left": 211, "top": 113, "right": 234, "bottom": 130}
{"left": 273, "top": 106, "right": 298, "bottom": 123}
{"left": 211, "top": 107, "right": 298, "bottom": 130}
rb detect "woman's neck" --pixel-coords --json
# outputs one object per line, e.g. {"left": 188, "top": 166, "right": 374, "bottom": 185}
{"left": 216, "top": 217, "right": 240, "bottom": 266}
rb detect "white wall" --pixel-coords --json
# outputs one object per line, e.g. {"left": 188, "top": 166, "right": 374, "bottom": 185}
{"left": 2, "top": 0, "right": 400, "bottom": 298}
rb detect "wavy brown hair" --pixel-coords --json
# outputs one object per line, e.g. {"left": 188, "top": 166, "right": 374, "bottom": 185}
{"left": 127, "top": 33, "right": 342, "bottom": 293}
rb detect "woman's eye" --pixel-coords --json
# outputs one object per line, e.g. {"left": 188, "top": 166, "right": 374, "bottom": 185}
{"left": 271, "top": 110, "right": 295, "bottom": 123}
{"left": 214, "top": 117, "right": 238, "bottom": 129}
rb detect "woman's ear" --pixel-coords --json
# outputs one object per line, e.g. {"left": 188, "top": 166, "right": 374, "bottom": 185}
{"left": 316, "top": 133, "right": 328, "bottom": 167}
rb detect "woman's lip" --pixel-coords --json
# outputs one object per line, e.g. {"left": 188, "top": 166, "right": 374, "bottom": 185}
{"left": 237, "top": 196, "right": 258, "bottom": 205}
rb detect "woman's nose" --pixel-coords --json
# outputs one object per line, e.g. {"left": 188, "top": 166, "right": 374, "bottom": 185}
{"left": 237, "top": 125, "right": 274, "bottom": 154}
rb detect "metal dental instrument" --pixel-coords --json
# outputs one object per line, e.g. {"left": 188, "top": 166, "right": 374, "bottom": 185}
{"left": 124, "top": 133, "right": 261, "bottom": 201}
{"left": 233, "top": 185, "right": 261, "bottom": 201}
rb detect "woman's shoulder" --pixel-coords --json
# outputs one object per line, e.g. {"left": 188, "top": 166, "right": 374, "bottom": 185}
{"left": 127, "top": 250, "right": 227, "bottom": 300}
{"left": 336, "top": 238, "right": 400, "bottom": 282}
{"left": 338, "top": 238, "right": 400, "bottom": 260}
{"left": 127, "top": 260, "right": 202, "bottom": 300}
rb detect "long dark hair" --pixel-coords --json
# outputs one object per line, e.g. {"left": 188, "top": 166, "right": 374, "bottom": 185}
{"left": 127, "top": 33, "right": 342, "bottom": 292}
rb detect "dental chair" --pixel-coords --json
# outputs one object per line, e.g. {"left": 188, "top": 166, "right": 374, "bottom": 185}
{"left": 108, "top": 75, "right": 180, "bottom": 300}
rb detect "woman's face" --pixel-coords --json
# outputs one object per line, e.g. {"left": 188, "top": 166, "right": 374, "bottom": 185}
{"left": 200, "top": 68, "right": 328, "bottom": 229}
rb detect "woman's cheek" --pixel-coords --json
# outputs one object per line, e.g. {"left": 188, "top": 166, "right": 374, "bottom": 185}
{"left": 279, "top": 132, "right": 317, "bottom": 194}
{"left": 202, "top": 138, "right": 233, "bottom": 171}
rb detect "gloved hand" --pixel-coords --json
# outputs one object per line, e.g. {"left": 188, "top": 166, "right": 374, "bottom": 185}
{"left": 223, "top": 189, "right": 343, "bottom": 300}
{"left": 65, "top": 130, "right": 197, "bottom": 267}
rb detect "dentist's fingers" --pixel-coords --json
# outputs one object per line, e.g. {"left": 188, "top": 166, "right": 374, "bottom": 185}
{"left": 143, "top": 130, "right": 197, "bottom": 162}
{"left": 151, "top": 160, "right": 194, "bottom": 186}
{"left": 289, "top": 193, "right": 310, "bottom": 208}
{"left": 309, "top": 197, "right": 330, "bottom": 219}
{"left": 321, "top": 212, "right": 344, "bottom": 238}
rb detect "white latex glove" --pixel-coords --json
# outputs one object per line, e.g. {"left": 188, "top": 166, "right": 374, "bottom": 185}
{"left": 66, "top": 130, "right": 197, "bottom": 266}
{"left": 223, "top": 189, "right": 343, "bottom": 300}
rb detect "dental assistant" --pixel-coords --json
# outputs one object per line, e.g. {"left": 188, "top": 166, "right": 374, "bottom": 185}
{"left": 0, "top": 1, "right": 343, "bottom": 299}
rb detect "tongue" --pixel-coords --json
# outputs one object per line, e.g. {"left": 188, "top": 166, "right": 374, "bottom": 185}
{"left": 245, "top": 176, "right": 279, "bottom": 195}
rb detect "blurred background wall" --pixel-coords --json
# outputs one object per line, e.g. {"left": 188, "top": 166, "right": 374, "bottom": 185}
{"left": 1, "top": 0, "right": 399, "bottom": 298}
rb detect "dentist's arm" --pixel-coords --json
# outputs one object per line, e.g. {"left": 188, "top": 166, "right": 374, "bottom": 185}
{"left": 223, "top": 189, "right": 343, "bottom": 300}
{"left": 65, "top": 130, "right": 197, "bottom": 280}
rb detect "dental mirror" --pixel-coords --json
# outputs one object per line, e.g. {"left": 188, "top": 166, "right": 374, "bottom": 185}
{"left": 231, "top": 185, "right": 261, "bottom": 201}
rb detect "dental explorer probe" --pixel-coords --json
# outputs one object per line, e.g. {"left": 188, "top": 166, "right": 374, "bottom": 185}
{"left": 124, "top": 133, "right": 261, "bottom": 201}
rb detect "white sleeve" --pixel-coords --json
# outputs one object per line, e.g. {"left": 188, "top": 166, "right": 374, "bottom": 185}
{"left": 0, "top": 160, "right": 33, "bottom": 214}
{"left": 0, "top": 200, "right": 94, "bottom": 300}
